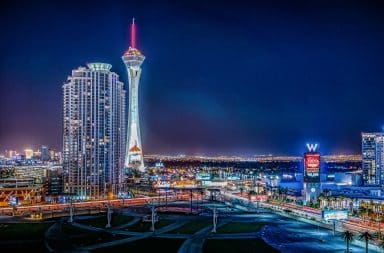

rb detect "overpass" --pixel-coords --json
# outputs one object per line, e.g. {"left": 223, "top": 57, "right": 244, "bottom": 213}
{"left": 0, "top": 194, "right": 190, "bottom": 217}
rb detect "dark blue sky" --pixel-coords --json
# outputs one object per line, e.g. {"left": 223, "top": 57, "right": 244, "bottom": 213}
{"left": 1, "top": 0, "right": 384, "bottom": 156}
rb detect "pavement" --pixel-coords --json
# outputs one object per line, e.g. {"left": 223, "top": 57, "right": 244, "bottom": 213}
{"left": 177, "top": 220, "right": 230, "bottom": 253}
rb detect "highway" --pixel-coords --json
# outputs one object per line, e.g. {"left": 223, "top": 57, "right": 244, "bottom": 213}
{"left": 0, "top": 194, "right": 190, "bottom": 216}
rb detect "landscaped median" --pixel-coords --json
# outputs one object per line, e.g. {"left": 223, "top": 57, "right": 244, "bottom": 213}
{"left": 168, "top": 219, "right": 211, "bottom": 234}
{"left": 0, "top": 222, "right": 54, "bottom": 240}
{"left": 124, "top": 219, "right": 173, "bottom": 232}
{"left": 0, "top": 222, "right": 54, "bottom": 251}
{"left": 59, "top": 221, "right": 131, "bottom": 248}
{"left": 76, "top": 214, "right": 134, "bottom": 228}
{"left": 68, "top": 230, "right": 129, "bottom": 247}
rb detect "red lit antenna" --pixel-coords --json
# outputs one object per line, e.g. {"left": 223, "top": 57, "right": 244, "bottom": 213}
{"left": 131, "top": 18, "right": 136, "bottom": 48}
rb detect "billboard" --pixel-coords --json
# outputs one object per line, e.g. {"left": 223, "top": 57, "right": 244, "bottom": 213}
{"left": 202, "top": 180, "right": 227, "bottom": 187}
{"left": 322, "top": 210, "right": 348, "bottom": 221}
{"left": 304, "top": 152, "right": 320, "bottom": 181}
{"left": 249, "top": 195, "right": 268, "bottom": 202}
{"left": 9, "top": 195, "right": 19, "bottom": 206}
{"left": 227, "top": 175, "right": 241, "bottom": 180}
{"left": 196, "top": 173, "right": 211, "bottom": 181}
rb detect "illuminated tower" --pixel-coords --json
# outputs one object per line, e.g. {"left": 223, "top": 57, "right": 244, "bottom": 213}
{"left": 63, "top": 63, "right": 126, "bottom": 198}
{"left": 362, "top": 132, "right": 384, "bottom": 186}
{"left": 303, "top": 143, "right": 321, "bottom": 205}
{"left": 122, "top": 18, "right": 145, "bottom": 172}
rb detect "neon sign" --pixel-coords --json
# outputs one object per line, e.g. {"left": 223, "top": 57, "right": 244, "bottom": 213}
{"left": 306, "top": 143, "right": 318, "bottom": 152}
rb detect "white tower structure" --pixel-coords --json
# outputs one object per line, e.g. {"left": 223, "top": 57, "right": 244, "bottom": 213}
{"left": 122, "top": 18, "right": 145, "bottom": 172}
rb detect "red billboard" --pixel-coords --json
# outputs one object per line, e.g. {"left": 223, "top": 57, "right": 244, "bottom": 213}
{"left": 249, "top": 195, "right": 268, "bottom": 202}
{"left": 304, "top": 152, "right": 320, "bottom": 177}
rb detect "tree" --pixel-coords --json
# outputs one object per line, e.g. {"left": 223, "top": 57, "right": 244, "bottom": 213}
{"left": 359, "top": 231, "right": 373, "bottom": 253}
{"left": 379, "top": 240, "right": 384, "bottom": 253}
{"left": 342, "top": 231, "right": 354, "bottom": 253}
{"left": 239, "top": 187, "right": 244, "bottom": 197}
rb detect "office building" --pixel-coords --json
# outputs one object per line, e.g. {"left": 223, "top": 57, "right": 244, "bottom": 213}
{"left": 25, "top": 149, "right": 33, "bottom": 159}
{"left": 362, "top": 132, "right": 384, "bottom": 186}
{"left": 41, "top": 146, "right": 50, "bottom": 161}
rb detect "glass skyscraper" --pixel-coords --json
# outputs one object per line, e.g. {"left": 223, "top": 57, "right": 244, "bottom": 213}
{"left": 362, "top": 132, "right": 384, "bottom": 186}
{"left": 63, "top": 63, "right": 126, "bottom": 199}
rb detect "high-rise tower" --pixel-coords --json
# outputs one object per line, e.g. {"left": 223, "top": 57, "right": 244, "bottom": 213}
{"left": 362, "top": 132, "right": 384, "bottom": 186}
{"left": 63, "top": 63, "right": 126, "bottom": 199}
{"left": 122, "top": 19, "right": 145, "bottom": 172}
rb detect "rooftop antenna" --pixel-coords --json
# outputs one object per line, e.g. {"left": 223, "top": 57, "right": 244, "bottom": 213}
{"left": 131, "top": 18, "right": 136, "bottom": 48}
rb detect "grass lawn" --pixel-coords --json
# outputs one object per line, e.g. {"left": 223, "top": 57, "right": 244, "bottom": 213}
{"left": 77, "top": 214, "right": 134, "bottom": 228}
{"left": 0, "top": 241, "right": 47, "bottom": 252}
{"left": 70, "top": 231, "right": 128, "bottom": 247}
{"left": 0, "top": 222, "right": 53, "bottom": 240}
{"left": 216, "top": 222, "right": 268, "bottom": 234}
{"left": 91, "top": 238, "right": 185, "bottom": 253}
{"left": 125, "top": 219, "right": 173, "bottom": 232}
{"left": 203, "top": 239, "right": 280, "bottom": 253}
{"left": 169, "top": 220, "right": 210, "bottom": 234}
{"left": 62, "top": 222, "right": 90, "bottom": 235}
{"left": 60, "top": 221, "right": 131, "bottom": 247}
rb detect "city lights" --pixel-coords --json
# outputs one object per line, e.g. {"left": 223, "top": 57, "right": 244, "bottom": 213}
{"left": 1, "top": 2, "right": 384, "bottom": 253}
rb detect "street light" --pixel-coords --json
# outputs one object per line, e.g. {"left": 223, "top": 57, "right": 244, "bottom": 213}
{"left": 105, "top": 201, "right": 112, "bottom": 228}
{"left": 68, "top": 197, "right": 74, "bottom": 223}
{"left": 376, "top": 212, "right": 381, "bottom": 240}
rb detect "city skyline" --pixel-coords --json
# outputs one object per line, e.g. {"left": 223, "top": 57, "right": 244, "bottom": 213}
{"left": 1, "top": 1, "right": 384, "bottom": 155}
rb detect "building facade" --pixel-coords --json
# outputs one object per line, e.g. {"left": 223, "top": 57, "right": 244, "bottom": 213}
{"left": 302, "top": 144, "right": 321, "bottom": 205}
{"left": 63, "top": 63, "right": 126, "bottom": 199}
{"left": 41, "top": 146, "right": 50, "bottom": 161}
{"left": 122, "top": 19, "right": 145, "bottom": 172}
{"left": 362, "top": 132, "right": 384, "bottom": 186}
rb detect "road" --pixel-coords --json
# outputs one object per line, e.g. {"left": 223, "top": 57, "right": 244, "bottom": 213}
{"left": 0, "top": 194, "right": 190, "bottom": 216}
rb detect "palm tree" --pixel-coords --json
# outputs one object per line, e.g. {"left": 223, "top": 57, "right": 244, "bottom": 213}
{"left": 342, "top": 230, "right": 354, "bottom": 253}
{"left": 359, "top": 231, "right": 373, "bottom": 253}
{"left": 379, "top": 239, "right": 384, "bottom": 253}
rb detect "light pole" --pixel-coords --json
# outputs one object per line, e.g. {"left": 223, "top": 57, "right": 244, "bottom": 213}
{"left": 106, "top": 202, "right": 112, "bottom": 228}
{"left": 68, "top": 197, "right": 74, "bottom": 223}
{"left": 151, "top": 205, "right": 157, "bottom": 232}
{"left": 377, "top": 213, "right": 381, "bottom": 240}
{"left": 212, "top": 207, "right": 218, "bottom": 233}
{"left": 190, "top": 189, "right": 193, "bottom": 213}
{"left": 165, "top": 187, "right": 168, "bottom": 210}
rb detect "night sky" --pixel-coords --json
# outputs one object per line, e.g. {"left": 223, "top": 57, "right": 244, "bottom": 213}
{"left": 1, "top": 0, "right": 384, "bottom": 156}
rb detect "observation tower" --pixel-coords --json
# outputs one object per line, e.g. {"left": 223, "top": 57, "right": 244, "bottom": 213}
{"left": 122, "top": 18, "right": 145, "bottom": 172}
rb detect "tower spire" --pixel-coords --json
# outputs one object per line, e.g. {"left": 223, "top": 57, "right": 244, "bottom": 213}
{"left": 122, "top": 17, "right": 145, "bottom": 172}
{"left": 131, "top": 18, "right": 136, "bottom": 49}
